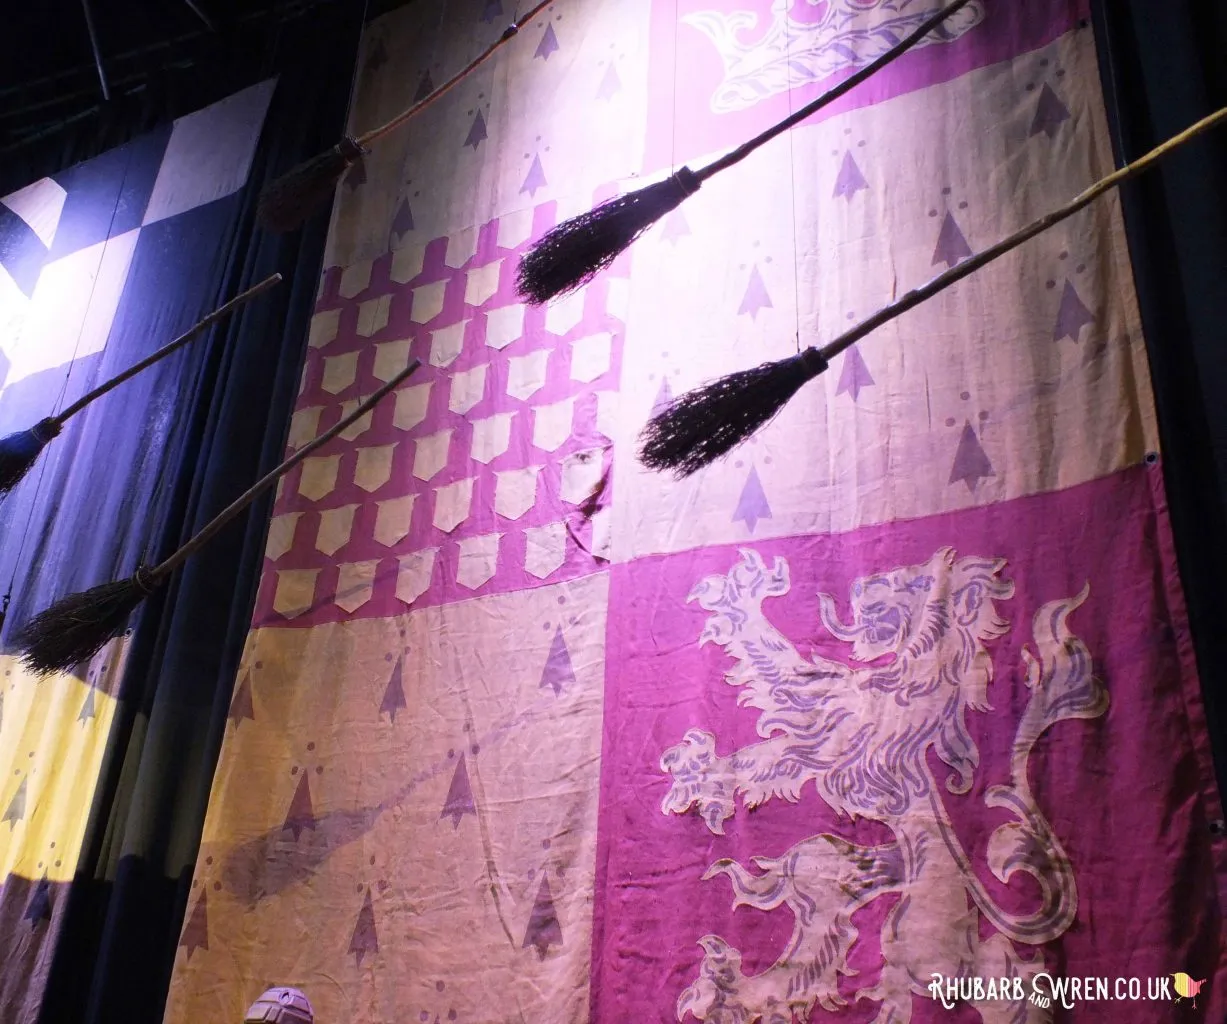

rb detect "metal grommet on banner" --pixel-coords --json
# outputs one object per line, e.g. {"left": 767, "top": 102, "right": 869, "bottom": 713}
{"left": 1209, "top": 819, "right": 1226, "bottom": 837}
{"left": 1144, "top": 451, "right": 1159, "bottom": 465}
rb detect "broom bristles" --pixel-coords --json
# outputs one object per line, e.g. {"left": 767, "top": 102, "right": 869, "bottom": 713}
{"left": 13, "top": 568, "right": 159, "bottom": 675}
{"left": 257, "top": 137, "right": 365, "bottom": 233}
{"left": 0, "top": 417, "right": 61, "bottom": 494}
{"left": 638, "top": 349, "right": 829, "bottom": 478}
{"left": 516, "top": 168, "right": 700, "bottom": 305}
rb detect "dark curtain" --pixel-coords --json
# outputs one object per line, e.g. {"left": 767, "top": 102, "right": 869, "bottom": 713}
{"left": 1090, "top": 2, "right": 1227, "bottom": 807}
{"left": 20, "top": 6, "right": 365, "bottom": 1024}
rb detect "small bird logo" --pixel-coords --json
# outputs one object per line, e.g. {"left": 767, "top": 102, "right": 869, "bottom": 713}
{"left": 1172, "top": 972, "right": 1206, "bottom": 1007}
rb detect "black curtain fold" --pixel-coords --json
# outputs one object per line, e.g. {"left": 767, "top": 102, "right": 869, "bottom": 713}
{"left": 27, "top": 5, "right": 365, "bottom": 1023}
{"left": 1091, "top": 0, "right": 1227, "bottom": 807}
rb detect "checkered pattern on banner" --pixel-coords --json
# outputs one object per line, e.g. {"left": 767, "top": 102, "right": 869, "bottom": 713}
{"left": 257, "top": 192, "right": 627, "bottom": 625}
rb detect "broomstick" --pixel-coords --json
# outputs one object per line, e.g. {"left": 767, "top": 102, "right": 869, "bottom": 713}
{"left": 639, "top": 103, "right": 1227, "bottom": 477}
{"left": 0, "top": 274, "right": 283, "bottom": 496}
{"left": 258, "top": 0, "right": 556, "bottom": 232}
{"left": 516, "top": 0, "right": 979, "bottom": 305}
{"left": 12, "top": 358, "right": 422, "bottom": 674}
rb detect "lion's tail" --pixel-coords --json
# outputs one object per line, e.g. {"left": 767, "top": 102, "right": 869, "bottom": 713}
{"left": 1005, "top": 585, "right": 1107, "bottom": 787}
{"left": 944, "top": 586, "right": 1107, "bottom": 945}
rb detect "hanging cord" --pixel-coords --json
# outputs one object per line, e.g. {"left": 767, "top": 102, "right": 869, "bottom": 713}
{"left": 2, "top": 142, "right": 136, "bottom": 628}
{"left": 671, "top": 0, "right": 679, "bottom": 175}
{"left": 353, "top": 0, "right": 551, "bottom": 152}
{"left": 406, "top": 0, "right": 450, "bottom": 177}
{"left": 257, "top": 0, "right": 555, "bottom": 232}
{"left": 344, "top": 0, "right": 375, "bottom": 150}
{"left": 785, "top": 5, "right": 801, "bottom": 355}
{"left": 310, "top": 0, "right": 372, "bottom": 190}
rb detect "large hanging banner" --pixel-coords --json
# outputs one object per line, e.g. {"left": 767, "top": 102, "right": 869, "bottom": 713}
{"left": 164, "top": 3, "right": 1225, "bottom": 1023}
{"left": 0, "top": 81, "right": 275, "bottom": 1022}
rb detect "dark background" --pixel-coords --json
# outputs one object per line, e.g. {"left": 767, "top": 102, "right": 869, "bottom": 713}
{"left": 0, "top": 3, "right": 394, "bottom": 1022}
{"left": 0, "top": 1, "right": 1223, "bottom": 1021}
{"left": 0, "top": 0, "right": 413, "bottom": 166}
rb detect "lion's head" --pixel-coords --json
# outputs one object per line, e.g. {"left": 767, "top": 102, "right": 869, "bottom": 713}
{"left": 816, "top": 548, "right": 1015, "bottom": 798}
{"left": 818, "top": 546, "right": 1014, "bottom": 709}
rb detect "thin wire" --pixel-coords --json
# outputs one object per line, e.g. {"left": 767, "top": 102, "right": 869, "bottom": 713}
{"left": 344, "top": 0, "right": 375, "bottom": 140}
{"left": 389, "top": 0, "right": 446, "bottom": 190}
{"left": 786, "top": 8, "right": 800, "bottom": 354}
{"left": 265, "top": 0, "right": 287, "bottom": 73}
{"left": 426, "top": 0, "right": 449, "bottom": 103}
{"left": 4, "top": 142, "right": 136, "bottom": 609}
{"left": 671, "top": 0, "right": 679, "bottom": 174}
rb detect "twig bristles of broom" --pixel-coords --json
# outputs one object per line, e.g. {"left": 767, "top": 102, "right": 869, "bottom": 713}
{"left": 0, "top": 274, "right": 283, "bottom": 496}
{"left": 639, "top": 103, "right": 1227, "bottom": 478}
{"left": 257, "top": 0, "right": 557, "bottom": 233}
{"left": 516, "top": 0, "right": 978, "bottom": 305}
{"left": 13, "top": 358, "right": 423, "bottom": 674}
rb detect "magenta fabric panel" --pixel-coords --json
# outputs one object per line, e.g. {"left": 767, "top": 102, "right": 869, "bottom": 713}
{"left": 594, "top": 463, "right": 1225, "bottom": 1021}
{"left": 253, "top": 195, "right": 627, "bottom": 626}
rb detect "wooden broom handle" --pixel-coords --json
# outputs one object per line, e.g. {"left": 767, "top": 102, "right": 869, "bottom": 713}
{"left": 356, "top": 0, "right": 555, "bottom": 149}
{"left": 152, "top": 359, "right": 423, "bottom": 579}
{"left": 54, "top": 274, "right": 283, "bottom": 425}
{"left": 697, "top": 0, "right": 978, "bottom": 182}
{"left": 817, "top": 103, "right": 1227, "bottom": 364}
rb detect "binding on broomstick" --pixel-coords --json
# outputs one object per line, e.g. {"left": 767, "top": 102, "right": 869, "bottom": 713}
{"left": 516, "top": 0, "right": 979, "bottom": 305}
{"left": 0, "top": 274, "right": 283, "bottom": 496}
{"left": 638, "top": 104, "right": 1227, "bottom": 478}
{"left": 257, "top": 0, "right": 556, "bottom": 232}
{"left": 12, "top": 359, "right": 423, "bottom": 675}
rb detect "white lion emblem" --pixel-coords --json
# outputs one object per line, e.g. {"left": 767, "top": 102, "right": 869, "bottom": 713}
{"left": 661, "top": 547, "right": 1107, "bottom": 1023}
{"left": 684, "top": 0, "right": 987, "bottom": 114}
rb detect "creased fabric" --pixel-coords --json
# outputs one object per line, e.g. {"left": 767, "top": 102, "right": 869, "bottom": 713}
{"left": 164, "top": 2, "right": 1225, "bottom": 1022}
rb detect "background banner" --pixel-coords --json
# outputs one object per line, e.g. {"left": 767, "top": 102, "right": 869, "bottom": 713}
{"left": 161, "top": 3, "right": 1226, "bottom": 1021}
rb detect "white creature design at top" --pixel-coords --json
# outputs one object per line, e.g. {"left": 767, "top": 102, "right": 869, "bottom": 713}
{"left": 684, "top": 0, "right": 986, "bottom": 113}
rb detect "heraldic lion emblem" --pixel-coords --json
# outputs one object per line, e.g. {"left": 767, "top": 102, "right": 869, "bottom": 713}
{"left": 660, "top": 547, "right": 1107, "bottom": 1023}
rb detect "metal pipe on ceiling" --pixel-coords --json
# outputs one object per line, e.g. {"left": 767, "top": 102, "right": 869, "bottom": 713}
{"left": 182, "top": 0, "right": 217, "bottom": 31}
{"left": 0, "top": 0, "right": 337, "bottom": 100}
{"left": 79, "top": 0, "right": 111, "bottom": 101}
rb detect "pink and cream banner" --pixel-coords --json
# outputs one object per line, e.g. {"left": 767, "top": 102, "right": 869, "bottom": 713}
{"left": 164, "top": 2, "right": 1226, "bottom": 1023}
